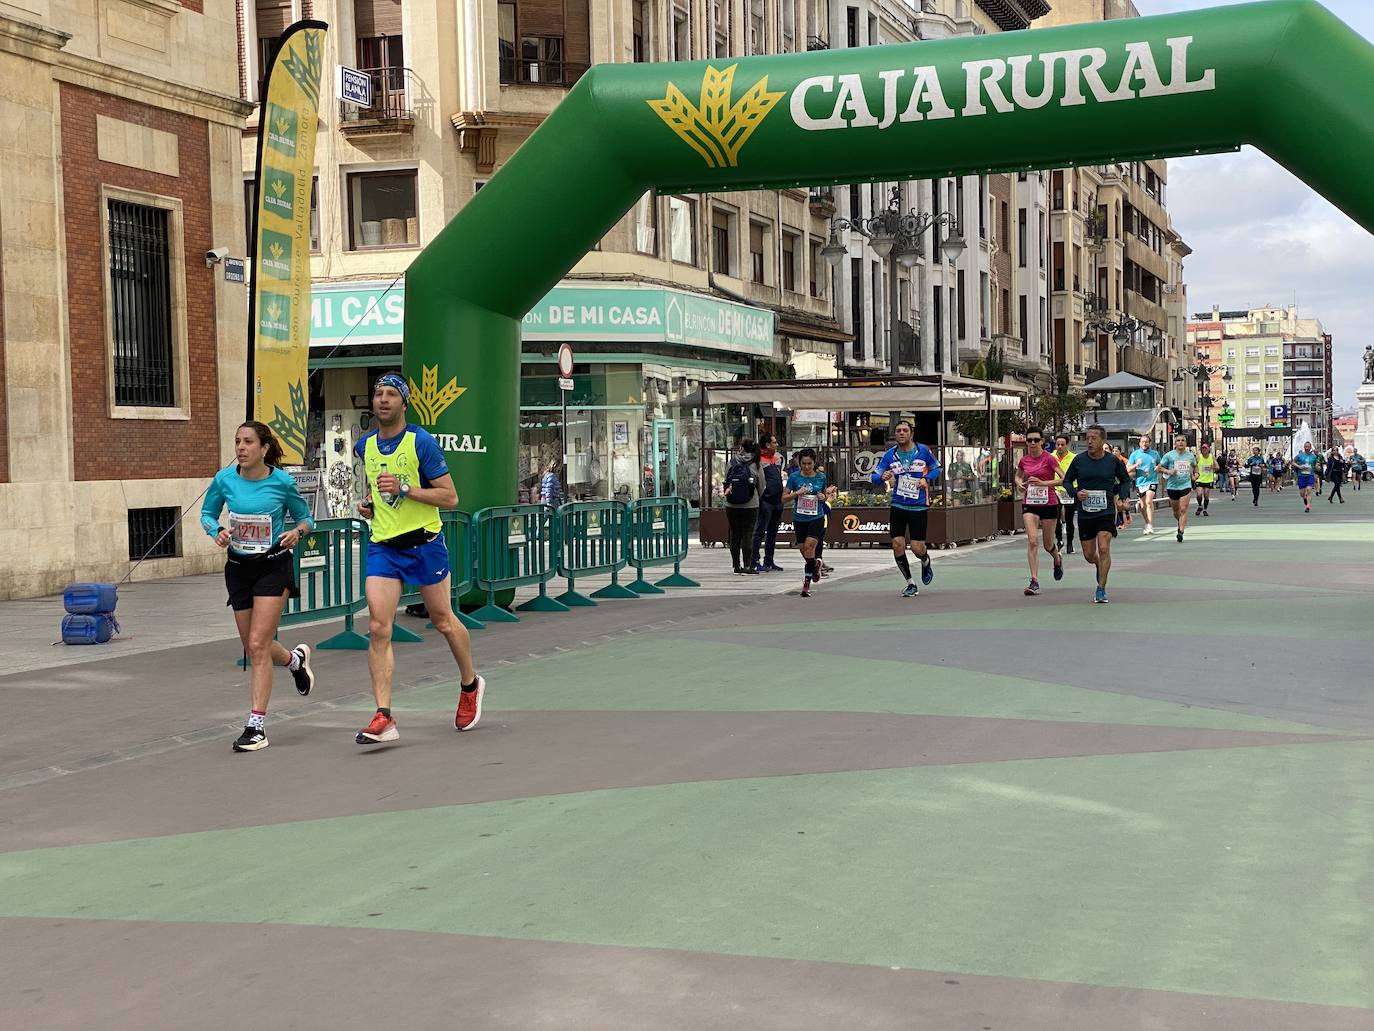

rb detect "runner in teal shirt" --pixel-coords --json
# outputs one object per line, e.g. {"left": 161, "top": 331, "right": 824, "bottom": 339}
{"left": 1292, "top": 442, "right": 1321, "bottom": 512}
{"left": 1126, "top": 435, "right": 1160, "bottom": 535}
{"left": 1157, "top": 434, "right": 1198, "bottom": 542}
{"left": 781, "top": 449, "right": 832, "bottom": 597}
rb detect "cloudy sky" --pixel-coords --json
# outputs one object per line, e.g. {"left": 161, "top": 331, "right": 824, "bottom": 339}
{"left": 1133, "top": 0, "right": 1374, "bottom": 408}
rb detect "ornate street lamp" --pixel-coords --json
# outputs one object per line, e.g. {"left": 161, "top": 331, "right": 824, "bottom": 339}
{"left": 823, "top": 186, "right": 965, "bottom": 377}
{"left": 1173, "top": 349, "right": 1230, "bottom": 444}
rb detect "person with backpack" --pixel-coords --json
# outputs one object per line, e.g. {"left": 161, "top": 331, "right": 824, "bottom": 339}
{"left": 721, "top": 439, "right": 762, "bottom": 574}
{"left": 750, "top": 433, "right": 786, "bottom": 572}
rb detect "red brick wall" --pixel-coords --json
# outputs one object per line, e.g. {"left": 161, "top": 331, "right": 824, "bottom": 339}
{"left": 60, "top": 83, "right": 222, "bottom": 482}
{"left": 182, "top": 0, "right": 204, "bottom": 14}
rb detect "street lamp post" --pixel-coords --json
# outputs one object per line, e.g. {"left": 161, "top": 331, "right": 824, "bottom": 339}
{"left": 1081, "top": 293, "right": 1165, "bottom": 373}
{"left": 1173, "top": 350, "right": 1230, "bottom": 444}
{"left": 822, "top": 185, "right": 966, "bottom": 379}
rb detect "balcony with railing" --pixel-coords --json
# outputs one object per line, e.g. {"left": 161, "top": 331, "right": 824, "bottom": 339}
{"left": 499, "top": 52, "right": 589, "bottom": 88}
{"left": 339, "top": 66, "right": 417, "bottom": 137}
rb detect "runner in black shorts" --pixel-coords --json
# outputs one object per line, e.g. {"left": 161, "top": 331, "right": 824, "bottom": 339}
{"left": 201, "top": 421, "right": 316, "bottom": 752}
{"left": 870, "top": 420, "right": 941, "bottom": 598}
{"left": 1061, "top": 423, "right": 1131, "bottom": 604}
{"left": 782, "top": 449, "right": 833, "bottom": 597}
{"left": 1015, "top": 426, "right": 1065, "bottom": 596}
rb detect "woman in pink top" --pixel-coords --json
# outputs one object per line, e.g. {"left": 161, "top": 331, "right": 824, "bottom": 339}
{"left": 1015, "top": 426, "right": 1065, "bottom": 596}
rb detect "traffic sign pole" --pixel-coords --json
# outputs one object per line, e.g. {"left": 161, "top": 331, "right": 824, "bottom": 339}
{"left": 557, "top": 344, "right": 574, "bottom": 499}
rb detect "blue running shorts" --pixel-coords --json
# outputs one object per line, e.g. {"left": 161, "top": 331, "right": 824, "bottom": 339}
{"left": 367, "top": 533, "right": 450, "bottom": 586}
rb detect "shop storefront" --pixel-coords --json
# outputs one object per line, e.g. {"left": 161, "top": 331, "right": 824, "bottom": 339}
{"left": 305, "top": 280, "right": 778, "bottom": 516}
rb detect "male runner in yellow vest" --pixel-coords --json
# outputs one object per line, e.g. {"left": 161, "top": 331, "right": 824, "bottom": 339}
{"left": 354, "top": 373, "right": 485, "bottom": 744}
{"left": 1194, "top": 442, "right": 1217, "bottom": 517}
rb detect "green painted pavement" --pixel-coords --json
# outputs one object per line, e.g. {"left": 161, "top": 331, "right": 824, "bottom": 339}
{"left": 390, "top": 638, "right": 1331, "bottom": 734}
{"left": 709, "top": 595, "right": 1362, "bottom": 643}
{"left": 828, "top": 565, "right": 1283, "bottom": 594}
{"left": 2, "top": 742, "right": 1371, "bottom": 1008}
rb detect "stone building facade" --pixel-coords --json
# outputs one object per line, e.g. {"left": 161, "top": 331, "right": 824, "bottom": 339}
{"left": 0, "top": 0, "right": 248, "bottom": 598}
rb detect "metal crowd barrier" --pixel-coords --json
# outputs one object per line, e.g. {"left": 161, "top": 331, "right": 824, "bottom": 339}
{"left": 282, "top": 517, "right": 370, "bottom": 649}
{"left": 554, "top": 500, "right": 637, "bottom": 606}
{"left": 625, "top": 497, "right": 699, "bottom": 594}
{"left": 391, "top": 510, "right": 485, "bottom": 639}
{"left": 471, "top": 504, "right": 567, "bottom": 623}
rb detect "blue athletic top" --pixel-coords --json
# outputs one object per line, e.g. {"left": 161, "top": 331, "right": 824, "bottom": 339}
{"left": 871, "top": 443, "right": 941, "bottom": 510}
{"left": 1127, "top": 448, "right": 1160, "bottom": 489}
{"left": 786, "top": 470, "right": 828, "bottom": 522}
{"left": 1293, "top": 451, "right": 1319, "bottom": 479}
{"left": 1245, "top": 456, "right": 1268, "bottom": 476}
{"left": 1158, "top": 449, "right": 1197, "bottom": 491}
{"left": 201, "top": 465, "right": 313, "bottom": 557}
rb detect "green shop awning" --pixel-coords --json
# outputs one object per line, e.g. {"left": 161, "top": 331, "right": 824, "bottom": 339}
{"left": 308, "top": 280, "right": 775, "bottom": 359}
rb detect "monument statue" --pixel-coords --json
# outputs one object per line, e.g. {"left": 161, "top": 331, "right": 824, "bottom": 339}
{"left": 1364, "top": 344, "right": 1374, "bottom": 383}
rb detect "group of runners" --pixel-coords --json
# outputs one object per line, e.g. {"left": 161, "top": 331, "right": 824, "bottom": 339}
{"left": 1230, "top": 442, "right": 1362, "bottom": 509}
{"left": 201, "top": 373, "right": 485, "bottom": 753}
{"left": 781, "top": 421, "right": 1336, "bottom": 607}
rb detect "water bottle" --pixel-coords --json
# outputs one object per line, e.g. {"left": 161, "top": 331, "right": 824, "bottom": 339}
{"left": 378, "top": 462, "right": 396, "bottom": 507}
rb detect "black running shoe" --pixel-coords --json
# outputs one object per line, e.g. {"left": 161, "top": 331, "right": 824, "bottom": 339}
{"left": 233, "top": 726, "right": 268, "bottom": 752}
{"left": 290, "top": 644, "right": 314, "bottom": 696}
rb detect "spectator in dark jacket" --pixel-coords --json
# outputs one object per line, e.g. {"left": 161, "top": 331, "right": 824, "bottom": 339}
{"left": 750, "top": 433, "right": 786, "bottom": 572}
{"left": 722, "top": 440, "right": 762, "bottom": 574}
{"left": 1326, "top": 448, "right": 1347, "bottom": 503}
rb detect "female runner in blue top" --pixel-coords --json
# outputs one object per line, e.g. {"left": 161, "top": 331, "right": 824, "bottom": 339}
{"left": 201, "top": 420, "right": 315, "bottom": 752}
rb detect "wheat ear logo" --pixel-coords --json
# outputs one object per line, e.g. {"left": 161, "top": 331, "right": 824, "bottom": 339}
{"left": 408, "top": 365, "right": 466, "bottom": 427}
{"left": 648, "top": 64, "right": 785, "bottom": 169}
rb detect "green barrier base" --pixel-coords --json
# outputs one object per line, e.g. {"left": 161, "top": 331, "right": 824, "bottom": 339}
{"left": 655, "top": 571, "right": 699, "bottom": 588}
{"left": 517, "top": 592, "right": 571, "bottom": 613}
{"left": 627, "top": 575, "right": 666, "bottom": 595}
{"left": 472, "top": 603, "right": 520, "bottom": 623}
{"left": 591, "top": 582, "right": 638, "bottom": 600}
{"left": 317, "top": 629, "right": 369, "bottom": 650}
{"left": 556, "top": 587, "right": 598, "bottom": 607}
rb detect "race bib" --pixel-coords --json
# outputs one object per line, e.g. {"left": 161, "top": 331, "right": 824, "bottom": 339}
{"left": 1173, "top": 461, "right": 1191, "bottom": 479}
{"left": 1251, "top": 465, "right": 1265, "bottom": 477}
{"left": 1054, "top": 487, "right": 1073, "bottom": 505}
{"left": 229, "top": 511, "right": 274, "bottom": 554}
{"left": 895, "top": 474, "right": 924, "bottom": 501}
{"left": 1081, "top": 490, "right": 1108, "bottom": 514}
{"left": 1025, "top": 484, "right": 1050, "bottom": 506}
{"left": 795, "top": 494, "right": 820, "bottom": 518}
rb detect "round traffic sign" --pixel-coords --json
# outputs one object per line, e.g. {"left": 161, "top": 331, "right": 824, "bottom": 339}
{"left": 557, "top": 342, "right": 575, "bottom": 378}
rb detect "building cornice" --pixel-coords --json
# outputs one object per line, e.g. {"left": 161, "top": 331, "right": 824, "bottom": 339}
{"left": 0, "top": 12, "right": 72, "bottom": 52}
{"left": 975, "top": 0, "right": 1053, "bottom": 32}
{"left": 0, "top": 13, "right": 251, "bottom": 126}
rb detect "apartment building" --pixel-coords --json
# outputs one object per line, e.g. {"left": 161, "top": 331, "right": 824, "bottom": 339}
{"left": 1187, "top": 305, "right": 1334, "bottom": 448}
{"left": 238, "top": 0, "right": 846, "bottom": 512}
{"left": 822, "top": 0, "right": 1054, "bottom": 391}
{"left": 1036, "top": 0, "right": 1191, "bottom": 392}
{"left": 0, "top": 0, "right": 248, "bottom": 598}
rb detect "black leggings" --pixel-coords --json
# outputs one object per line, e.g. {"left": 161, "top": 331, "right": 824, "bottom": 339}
{"left": 725, "top": 507, "right": 758, "bottom": 570}
{"left": 1250, "top": 476, "right": 1263, "bottom": 503}
{"left": 1328, "top": 480, "right": 1344, "bottom": 502}
{"left": 1056, "top": 503, "right": 1076, "bottom": 545}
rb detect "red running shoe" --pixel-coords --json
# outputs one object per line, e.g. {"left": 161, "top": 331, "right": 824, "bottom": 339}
{"left": 455, "top": 674, "right": 486, "bottom": 731}
{"left": 356, "top": 711, "right": 399, "bottom": 744}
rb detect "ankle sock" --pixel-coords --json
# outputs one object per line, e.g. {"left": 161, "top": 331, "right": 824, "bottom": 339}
{"left": 248, "top": 710, "right": 266, "bottom": 731}
{"left": 286, "top": 650, "right": 301, "bottom": 672}
{"left": 377, "top": 707, "right": 392, "bottom": 718}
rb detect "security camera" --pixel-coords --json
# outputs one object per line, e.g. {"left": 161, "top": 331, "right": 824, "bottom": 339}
{"left": 205, "top": 246, "right": 229, "bottom": 268}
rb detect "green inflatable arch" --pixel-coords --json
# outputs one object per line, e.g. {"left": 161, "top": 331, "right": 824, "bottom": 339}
{"left": 402, "top": 0, "right": 1374, "bottom": 513}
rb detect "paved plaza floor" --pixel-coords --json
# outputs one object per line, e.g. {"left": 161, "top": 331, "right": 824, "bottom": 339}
{"left": 3, "top": 487, "right": 1372, "bottom": 1029}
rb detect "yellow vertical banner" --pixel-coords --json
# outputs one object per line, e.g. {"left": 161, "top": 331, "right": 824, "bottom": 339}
{"left": 248, "top": 20, "right": 328, "bottom": 463}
